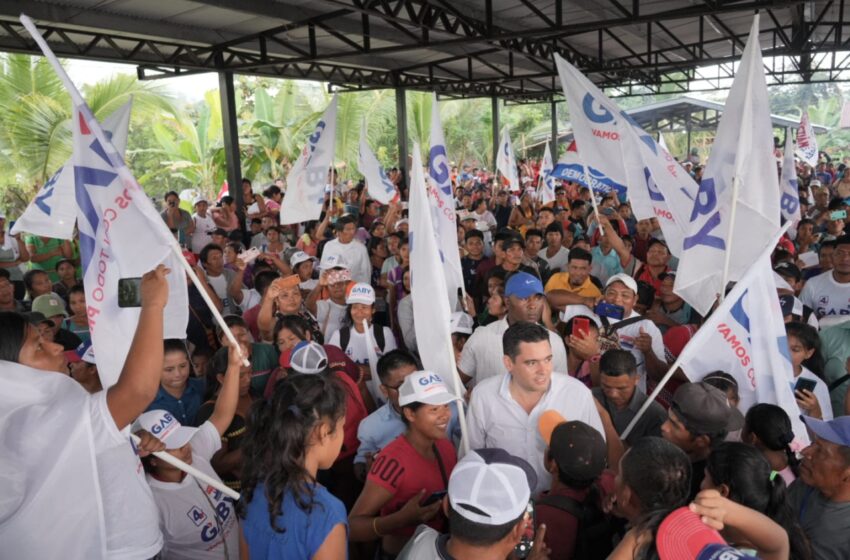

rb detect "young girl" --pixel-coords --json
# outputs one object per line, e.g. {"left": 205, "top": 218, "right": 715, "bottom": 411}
{"left": 290, "top": 251, "right": 318, "bottom": 294}
{"left": 786, "top": 321, "right": 832, "bottom": 420}
{"left": 295, "top": 220, "right": 320, "bottom": 257}
{"left": 61, "top": 285, "right": 90, "bottom": 343}
{"left": 328, "top": 283, "right": 397, "bottom": 401}
{"left": 608, "top": 437, "right": 691, "bottom": 560}
{"left": 743, "top": 403, "right": 800, "bottom": 486}
{"left": 141, "top": 343, "right": 245, "bottom": 560}
{"left": 477, "top": 277, "right": 506, "bottom": 326}
{"left": 703, "top": 442, "right": 811, "bottom": 560}
{"left": 560, "top": 314, "right": 602, "bottom": 387}
{"left": 146, "top": 339, "right": 206, "bottom": 427}
{"left": 240, "top": 374, "right": 349, "bottom": 559}
{"left": 350, "top": 371, "right": 459, "bottom": 557}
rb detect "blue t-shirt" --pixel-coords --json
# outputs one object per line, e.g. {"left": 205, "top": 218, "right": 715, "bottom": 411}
{"left": 243, "top": 483, "right": 348, "bottom": 560}
{"left": 146, "top": 376, "right": 206, "bottom": 427}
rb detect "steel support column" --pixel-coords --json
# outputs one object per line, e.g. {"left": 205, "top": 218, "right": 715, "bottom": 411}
{"left": 395, "top": 87, "right": 409, "bottom": 188}
{"left": 550, "top": 99, "right": 559, "bottom": 158}
{"left": 492, "top": 96, "right": 500, "bottom": 170}
{"left": 218, "top": 70, "right": 243, "bottom": 224}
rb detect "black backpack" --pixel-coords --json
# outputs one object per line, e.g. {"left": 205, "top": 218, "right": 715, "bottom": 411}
{"left": 338, "top": 325, "right": 386, "bottom": 354}
{"left": 535, "top": 488, "right": 617, "bottom": 559}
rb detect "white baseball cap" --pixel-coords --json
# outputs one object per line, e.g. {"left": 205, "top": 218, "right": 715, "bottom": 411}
{"left": 193, "top": 195, "right": 209, "bottom": 206}
{"left": 559, "top": 304, "right": 602, "bottom": 326}
{"left": 448, "top": 448, "right": 537, "bottom": 525}
{"left": 450, "top": 311, "right": 474, "bottom": 335}
{"left": 320, "top": 253, "right": 350, "bottom": 271}
{"left": 290, "top": 250, "right": 316, "bottom": 268}
{"left": 281, "top": 341, "right": 329, "bottom": 375}
{"left": 605, "top": 272, "right": 638, "bottom": 294}
{"left": 346, "top": 282, "right": 375, "bottom": 305}
{"left": 398, "top": 370, "right": 460, "bottom": 407}
{"left": 136, "top": 410, "right": 198, "bottom": 449}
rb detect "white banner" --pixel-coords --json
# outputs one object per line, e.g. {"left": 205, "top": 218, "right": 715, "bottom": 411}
{"left": 280, "top": 96, "right": 338, "bottom": 225}
{"left": 11, "top": 100, "right": 132, "bottom": 239}
{"left": 674, "top": 15, "right": 782, "bottom": 316}
{"left": 780, "top": 130, "right": 802, "bottom": 228}
{"left": 678, "top": 256, "right": 809, "bottom": 449}
{"left": 496, "top": 127, "right": 520, "bottom": 192}
{"left": 0, "top": 362, "right": 108, "bottom": 559}
{"left": 796, "top": 109, "right": 819, "bottom": 168}
{"left": 554, "top": 54, "right": 696, "bottom": 257}
{"left": 357, "top": 126, "right": 398, "bottom": 205}
{"left": 427, "top": 93, "right": 465, "bottom": 311}
{"left": 538, "top": 143, "right": 556, "bottom": 204}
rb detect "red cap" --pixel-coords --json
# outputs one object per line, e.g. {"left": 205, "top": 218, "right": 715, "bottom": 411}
{"left": 182, "top": 249, "right": 198, "bottom": 267}
{"left": 657, "top": 507, "right": 726, "bottom": 560}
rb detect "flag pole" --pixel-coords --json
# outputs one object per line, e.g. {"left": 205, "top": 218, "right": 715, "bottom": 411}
{"left": 19, "top": 14, "right": 249, "bottom": 367}
{"left": 718, "top": 175, "right": 741, "bottom": 304}
{"left": 361, "top": 318, "right": 386, "bottom": 405}
{"left": 621, "top": 220, "right": 792, "bottom": 440}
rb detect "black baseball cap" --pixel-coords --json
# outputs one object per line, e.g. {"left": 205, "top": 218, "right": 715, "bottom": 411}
{"left": 671, "top": 382, "right": 744, "bottom": 434}
{"left": 774, "top": 262, "right": 802, "bottom": 282}
{"left": 539, "top": 411, "right": 607, "bottom": 482}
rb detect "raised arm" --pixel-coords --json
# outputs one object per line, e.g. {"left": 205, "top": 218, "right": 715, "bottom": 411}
{"left": 208, "top": 344, "right": 245, "bottom": 436}
{"left": 106, "top": 265, "right": 169, "bottom": 429}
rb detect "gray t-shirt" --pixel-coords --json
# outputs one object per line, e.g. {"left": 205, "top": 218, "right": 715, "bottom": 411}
{"left": 788, "top": 480, "right": 850, "bottom": 560}
{"left": 592, "top": 387, "right": 666, "bottom": 446}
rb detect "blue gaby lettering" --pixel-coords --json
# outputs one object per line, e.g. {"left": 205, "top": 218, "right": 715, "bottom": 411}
{"left": 780, "top": 193, "right": 799, "bottom": 216}
{"left": 730, "top": 290, "right": 752, "bottom": 344}
{"left": 645, "top": 168, "right": 665, "bottom": 202}
{"left": 683, "top": 212, "right": 725, "bottom": 250}
{"left": 683, "top": 177, "right": 725, "bottom": 250}
{"left": 35, "top": 167, "right": 63, "bottom": 215}
{"left": 582, "top": 93, "right": 614, "bottom": 123}
{"left": 429, "top": 145, "right": 451, "bottom": 195}
{"left": 74, "top": 166, "right": 118, "bottom": 274}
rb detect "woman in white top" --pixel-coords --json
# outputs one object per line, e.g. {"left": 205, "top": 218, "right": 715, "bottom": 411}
{"left": 141, "top": 343, "right": 248, "bottom": 560}
{"left": 327, "top": 282, "right": 397, "bottom": 400}
{"left": 786, "top": 321, "right": 833, "bottom": 420}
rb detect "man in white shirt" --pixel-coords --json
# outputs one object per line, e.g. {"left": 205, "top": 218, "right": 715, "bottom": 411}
{"left": 191, "top": 197, "right": 216, "bottom": 255}
{"left": 800, "top": 235, "right": 850, "bottom": 318}
{"left": 321, "top": 214, "right": 372, "bottom": 283}
{"left": 466, "top": 321, "right": 605, "bottom": 494}
{"left": 459, "top": 271, "right": 567, "bottom": 386}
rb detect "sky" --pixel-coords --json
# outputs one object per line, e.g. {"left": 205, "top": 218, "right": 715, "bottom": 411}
{"left": 66, "top": 58, "right": 219, "bottom": 102}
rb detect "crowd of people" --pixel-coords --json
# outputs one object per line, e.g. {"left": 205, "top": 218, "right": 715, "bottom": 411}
{"left": 2, "top": 151, "right": 850, "bottom": 560}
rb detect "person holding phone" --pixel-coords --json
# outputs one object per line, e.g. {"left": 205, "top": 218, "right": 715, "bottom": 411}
{"left": 349, "top": 371, "right": 460, "bottom": 557}
{"left": 786, "top": 321, "right": 832, "bottom": 420}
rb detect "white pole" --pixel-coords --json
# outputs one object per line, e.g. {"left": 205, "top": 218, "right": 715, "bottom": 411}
{"left": 718, "top": 175, "right": 741, "bottom": 304}
{"left": 621, "top": 355, "right": 685, "bottom": 441}
{"left": 130, "top": 434, "right": 240, "bottom": 500}
{"left": 361, "top": 318, "right": 385, "bottom": 405}
{"left": 583, "top": 161, "right": 605, "bottom": 237}
{"left": 444, "top": 327, "right": 470, "bottom": 456}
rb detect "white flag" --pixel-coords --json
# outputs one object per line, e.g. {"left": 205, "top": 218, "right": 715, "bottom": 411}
{"left": 357, "top": 126, "right": 398, "bottom": 205}
{"left": 554, "top": 54, "right": 696, "bottom": 257}
{"left": 0, "top": 362, "right": 107, "bottom": 558}
{"left": 674, "top": 15, "right": 782, "bottom": 316}
{"left": 538, "top": 143, "right": 556, "bottom": 204}
{"left": 678, "top": 256, "right": 809, "bottom": 449}
{"left": 796, "top": 109, "right": 819, "bottom": 168}
{"left": 780, "top": 130, "right": 802, "bottom": 227}
{"left": 11, "top": 100, "right": 132, "bottom": 239}
{"left": 281, "top": 96, "right": 337, "bottom": 225}
{"left": 427, "top": 94, "right": 465, "bottom": 310}
{"left": 73, "top": 104, "right": 189, "bottom": 388}
{"left": 496, "top": 127, "right": 520, "bottom": 192}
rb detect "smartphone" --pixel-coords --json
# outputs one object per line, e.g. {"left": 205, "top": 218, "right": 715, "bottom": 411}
{"left": 595, "top": 301, "right": 625, "bottom": 321}
{"left": 830, "top": 210, "right": 847, "bottom": 221}
{"left": 513, "top": 501, "right": 535, "bottom": 559}
{"left": 421, "top": 490, "right": 447, "bottom": 506}
{"left": 238, "top": 247, "right": 261, "bottom": 265}
{"left": 572, "top": 316, "right": 591, "bottom": 338}
{"left": 794, "top": 378, "right": 818, "bottom": 394}
{"left": 117, "top": 277, "right": 142, "bottom": 308}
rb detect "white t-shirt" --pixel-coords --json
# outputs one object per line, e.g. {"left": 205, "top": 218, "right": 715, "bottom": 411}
{"left": 191, "top": 213, "right": 216, "bottom": 254}
{"left": 608, "top": 311, "right": 666, "bottom": 392}
{"left": 800, "top": 271, "right": 850, "bottom": 318}
{"left": 90, "top": 391, "right": 163, "bottom": 560}
{"left": 317, "top": 299, "right": 348, "bottom": 341}
{"left": 798, "top": 367, "right": 834, "bottom": 421}
{"left": 539, "top": 246, "right": 570, "bottom": 273}
{"left": 238, "top": 288, "right": 262, "bottom": 313}
{"left": 322, "top": 238, "right": 372, "bottom": 284}
{"left": 147, "top": 422, "right": 239, "bottom": 560}
{"left": 328, "top": 324, "right": 397, "bottom": 365}
{"left": 205, "top": 271, "right": 236, "bottom": 315}
{"left": 300, "top": 278, "right": 319, "bottom": 292}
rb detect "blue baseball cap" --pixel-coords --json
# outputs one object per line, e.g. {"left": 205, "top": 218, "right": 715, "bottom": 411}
{"left": 801, "top": 415, "right": 850, "bottom": 447}
{"left": 504, "top": 272, "right": 544, "bottom": 299}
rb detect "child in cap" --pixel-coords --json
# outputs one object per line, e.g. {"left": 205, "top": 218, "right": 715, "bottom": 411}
{"left": 305, "top": 255, "right": 352, "bottom": 342}
{"left": 240, "top": 374, "right": 349, "bottom": 559}
{"left": 139, "top": 342, "right": 245, "bottom": 560}
{"left": 536, "top": 410, "right": 616, "bottom": 559}
{"left": 327, "top": 282, "right": 398, "bottom": 400}
{"left": 350, "top": 371, "right": 460, "bottom": 557}
{"left": 397, "top": 448, "right": 542, "bottom": 560}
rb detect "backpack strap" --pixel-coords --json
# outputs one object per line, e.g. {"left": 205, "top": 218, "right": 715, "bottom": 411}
{"left": 373, "top": 324, "right": 386, "bottom": 353}
{"left": 535, "top": 494, "right": 584, "bottom": 518}
{"left": 339, "top": 326, "right": 351, "bottom": 351}
{"left": 341, "top": 324, "right": 386, "bottom": 353}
